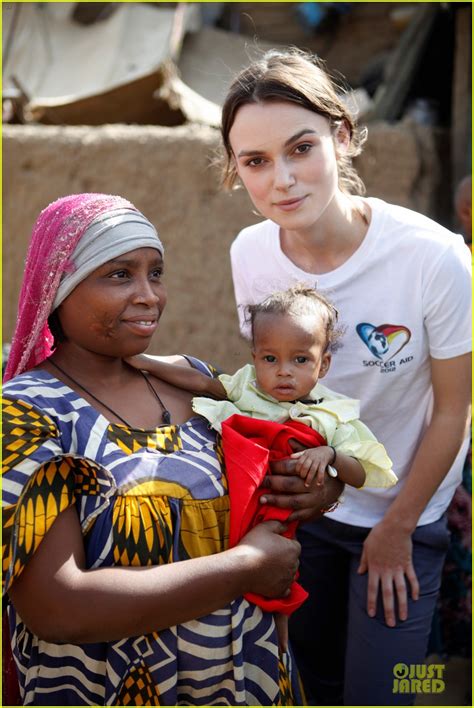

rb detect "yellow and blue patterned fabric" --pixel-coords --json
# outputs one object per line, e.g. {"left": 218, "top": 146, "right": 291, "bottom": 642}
{"left": 2, "top": 356, "right": 301, "bottom": 706}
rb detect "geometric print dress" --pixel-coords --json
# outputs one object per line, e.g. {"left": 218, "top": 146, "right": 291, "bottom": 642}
{"left": 2, "top": 357, "right": 301, "bottom": 706}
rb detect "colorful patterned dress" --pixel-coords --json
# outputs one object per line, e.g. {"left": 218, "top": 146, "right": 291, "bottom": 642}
{"left": 2, "top": 358, "right": 301, "bottom": 706}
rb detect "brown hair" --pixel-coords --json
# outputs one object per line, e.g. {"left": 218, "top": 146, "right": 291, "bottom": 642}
{"left": 247, "top": 284, "right": 344, "bottom": 352}
{"left": 220, "top": 48, "right": 366, "bottom": 195}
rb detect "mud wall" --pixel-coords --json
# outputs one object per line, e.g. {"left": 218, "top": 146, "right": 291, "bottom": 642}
{"left": 4, "top": 121, "right": 448, "bottom": 372}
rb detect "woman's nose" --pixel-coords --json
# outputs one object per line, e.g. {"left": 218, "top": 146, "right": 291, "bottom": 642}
{"left": 273, "top": 158, "right": 296, "bottom": 191}
{"left": 133, "top": 278, "right": 160, "bottom": 305}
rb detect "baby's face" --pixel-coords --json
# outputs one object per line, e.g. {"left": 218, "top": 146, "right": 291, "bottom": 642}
{"left": 252, "top": 312, "right": 331, "bottom": 402}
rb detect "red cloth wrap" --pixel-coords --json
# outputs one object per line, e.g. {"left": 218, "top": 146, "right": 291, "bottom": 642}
{"left": 221, "top": 414, "right": 326, "bottom": 615}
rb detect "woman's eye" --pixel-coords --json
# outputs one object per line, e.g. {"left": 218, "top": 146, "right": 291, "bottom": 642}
{"left": 110, "top": 270, "right": 128, "bottom": 279}
{"left": 150, "top": 268, "right": 163, "bottom": 279}
{"left": 294, "top": 143, "right": 312, "bottom": 155}
{"left": 246, "top": 157, "right": 265, "bottom": 167}
{"left": 296, "top": 356, "right": 308, "bottom": 364}
{"left": 263, "top": 355, "right": 276, "bottom": 363}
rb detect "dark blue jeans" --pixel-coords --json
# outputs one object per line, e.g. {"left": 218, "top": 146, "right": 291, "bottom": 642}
{"left": 289, "top": 515, "right": 450, "bottom": 706}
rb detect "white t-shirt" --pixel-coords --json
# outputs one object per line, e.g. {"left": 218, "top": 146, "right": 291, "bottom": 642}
{"left": 230, "top": 197, "right": 472, "bottom": 527}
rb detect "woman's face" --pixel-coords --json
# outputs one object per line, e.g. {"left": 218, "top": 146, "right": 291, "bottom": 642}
{"left": 56, "top": 247, "right": 166, "bottom": 358}
{"left": 229, "top": 101, "right": 348, "bottom": 231}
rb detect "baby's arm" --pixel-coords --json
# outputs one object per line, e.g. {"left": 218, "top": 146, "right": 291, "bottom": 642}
{"left": 291, "top": 446, "right": 366, "bottom": 489}
{"left": 126, "top": 354, "right": 227, "bottom": 399}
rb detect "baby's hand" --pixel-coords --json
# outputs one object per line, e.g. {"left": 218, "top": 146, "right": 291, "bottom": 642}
{"left": 290, "top": 446, "right": 335, "bottom": 488}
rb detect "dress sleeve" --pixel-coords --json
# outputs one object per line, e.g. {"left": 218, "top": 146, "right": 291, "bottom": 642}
{"left": 182, "top": 355, "right": 222, "bottom": 378}
{"left": 2, "top": 396, "right": 115, "bottom": 594}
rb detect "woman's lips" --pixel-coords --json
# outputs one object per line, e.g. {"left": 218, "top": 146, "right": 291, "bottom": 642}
{"left": 273, "top": 196, "right": 306, "bottom": 212}
{"left": 122, "top": 318, "right": 158, "bottom": 336}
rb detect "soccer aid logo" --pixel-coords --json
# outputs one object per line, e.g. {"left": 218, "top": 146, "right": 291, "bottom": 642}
{"left": 356, "top": 322, "right": 412, "bottom": 363}
{"left": 367, "top": 330, "right": 389, "bottom": 358}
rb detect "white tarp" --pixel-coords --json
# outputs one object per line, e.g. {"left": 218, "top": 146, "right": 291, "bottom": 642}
{"left": 3, "top": 2, "right": 178, "bottom": 101}
{"left": 2, "top": 2, "right": 221, "bottom": 126}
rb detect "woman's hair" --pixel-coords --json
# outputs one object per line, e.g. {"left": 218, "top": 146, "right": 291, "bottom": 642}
{"left": 246, "top": 284, "right": 344, "bottom": 352}
{"left": 47, "top": 310, "right": 66, "bottom": 349}
{"left": 220, "top": 48, "right": 366, "bottom": 195}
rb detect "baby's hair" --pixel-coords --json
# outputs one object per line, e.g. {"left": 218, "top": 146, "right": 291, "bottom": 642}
{"left": 246, "top": 285, "right": 344, "bottom": 352}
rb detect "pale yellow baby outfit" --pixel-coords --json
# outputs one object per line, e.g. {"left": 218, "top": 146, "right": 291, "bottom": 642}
{"left": 192, "top": 364, "right": 397, "bottom": 488}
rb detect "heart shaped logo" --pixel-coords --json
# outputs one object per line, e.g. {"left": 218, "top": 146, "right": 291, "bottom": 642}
{"left": 356, "top": 323, "right": 411, "bottom": 361}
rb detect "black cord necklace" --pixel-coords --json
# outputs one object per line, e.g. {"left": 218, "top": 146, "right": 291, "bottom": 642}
{"left": 48, "top": 360, "right": 171, "bottom": 427}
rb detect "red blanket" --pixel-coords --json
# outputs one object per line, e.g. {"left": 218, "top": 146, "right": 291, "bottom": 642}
{"left": 221, "top": 414, "right": 326, "bottom": 615}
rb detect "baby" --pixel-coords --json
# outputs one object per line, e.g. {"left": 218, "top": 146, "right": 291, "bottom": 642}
{"left": 130, "top": 285, "right": 396, "bottom": 491}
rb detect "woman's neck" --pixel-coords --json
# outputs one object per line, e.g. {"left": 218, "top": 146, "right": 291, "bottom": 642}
{"left": 47, "top": 345, "right": 132, "bottom": 387}
{"left": 43, "top": 344, "right": 195, "bottom": 428}
{"left": 279, "top": 192, "right": 370, "bottom": 275}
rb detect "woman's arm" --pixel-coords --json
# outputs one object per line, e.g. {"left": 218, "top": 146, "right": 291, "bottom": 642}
{"left": 8, "top": 506, "right": 300, "bottom": 644}
{"left": 358, "top": 352, "right": 471, "bottom": 626}
{"left": 126, "top": 354, "right": 227, "bottom": 399}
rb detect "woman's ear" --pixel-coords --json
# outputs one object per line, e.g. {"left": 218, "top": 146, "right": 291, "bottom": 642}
{"left": 230, "top": 156, "right": 245, "bottom": 192}
{"left": 318, "top": 351, "right": 332, "bottom": 379}
{"left": 334, "top": 120, "right": 351, "bottom": 156}
{"left": 229, "top": 151, "right": 239, "bottom": 176}
{"left": 48, "top": 309, "right": 66, "bottom": 349}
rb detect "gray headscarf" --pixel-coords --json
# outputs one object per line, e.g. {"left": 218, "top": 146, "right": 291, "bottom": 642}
{"left": 53, "top": 208, "right": 164, "bottom": 310}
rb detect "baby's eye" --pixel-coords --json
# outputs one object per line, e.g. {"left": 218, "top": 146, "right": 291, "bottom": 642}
{"left": 263, "top": 355, "right": 277, "bottom": 363}
{"left": 296, "top": 356, "right": 308, "bottom": 364}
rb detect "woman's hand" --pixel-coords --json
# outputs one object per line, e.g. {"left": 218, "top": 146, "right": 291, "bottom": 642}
{"left": 236, "top": 520, "right": 301, "bottom": 598}
{"left": 264, "top": 441, "right": 344, "bottom": 523}
{"left": 356, "top": 353, "right": 470, "bottom": 626}
{"left": 357, "top": 520, "right": 419, "bottom": 627}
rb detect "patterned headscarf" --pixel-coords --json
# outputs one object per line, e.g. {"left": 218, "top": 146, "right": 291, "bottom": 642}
{"left": 4, "top": 193, "right": 162, "bottom": 381}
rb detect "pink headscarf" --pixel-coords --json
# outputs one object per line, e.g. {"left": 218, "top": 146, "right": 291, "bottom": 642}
{"left": 4, "top": 193, "right": 138, "bottom": 382}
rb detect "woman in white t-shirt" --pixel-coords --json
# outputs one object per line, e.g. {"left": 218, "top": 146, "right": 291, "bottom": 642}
{"left": 220, "top": 49, "right": 471, "bottom": 706}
